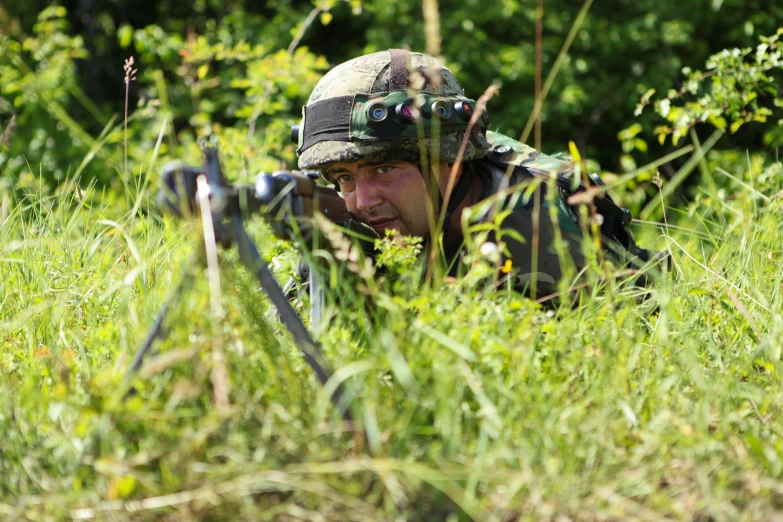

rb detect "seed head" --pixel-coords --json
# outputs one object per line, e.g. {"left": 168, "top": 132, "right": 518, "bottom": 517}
{"left": 124, "top": 56, "right": 138, "bottom": 85}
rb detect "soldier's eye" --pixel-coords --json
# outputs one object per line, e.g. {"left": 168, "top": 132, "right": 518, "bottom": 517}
{"left": 335, "top": 174, "right": 353, "bottom": 185}
{"left": 375, "top": 165, "right": 394, "bottom": 174}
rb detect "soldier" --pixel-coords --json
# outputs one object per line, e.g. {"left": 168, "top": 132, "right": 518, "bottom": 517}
{"left": 292, "top": 49, "right": 656, "bottom": 297}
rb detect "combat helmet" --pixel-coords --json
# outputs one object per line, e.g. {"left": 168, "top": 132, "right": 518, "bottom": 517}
{"left": 293, "top": 50, "right": 492, "bottom": 179}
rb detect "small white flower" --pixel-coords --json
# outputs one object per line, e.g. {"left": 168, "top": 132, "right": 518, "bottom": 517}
{"left": 480, "top": 241, "right": 500, "bottom": 263}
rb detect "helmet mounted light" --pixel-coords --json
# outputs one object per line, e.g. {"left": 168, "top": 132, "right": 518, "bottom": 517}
{"left": 295, "top": 90, "right": 489, "bottom": 155}
{"left": 395, "top": 102, "right": 420, "bottom": 122}
{"left": 454, "top": 100, "right": 474, "bottom": 121}
{"left": 367, "top": 102, "right": 389, "bottom": 122}
{"left": 432, "top": 100, "right": 453, "bottom": 120}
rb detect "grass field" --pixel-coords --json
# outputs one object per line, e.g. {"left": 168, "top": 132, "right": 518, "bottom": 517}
{"left": 1, "top": 152, "right": 783, "bottom": 521}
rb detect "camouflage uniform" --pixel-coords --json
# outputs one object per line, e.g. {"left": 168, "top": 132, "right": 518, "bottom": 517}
{"left": 464, "top": 131, "right": 587, "bottom": 295}
{"left": 294, "top": 50, "right": 648, "bottom": 295}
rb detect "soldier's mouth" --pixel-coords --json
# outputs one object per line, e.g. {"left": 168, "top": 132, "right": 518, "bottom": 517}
{"left": 368, "top": 218, "right": 399, "bottom": 234}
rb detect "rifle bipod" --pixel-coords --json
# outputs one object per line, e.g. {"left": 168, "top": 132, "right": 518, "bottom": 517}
{"left": 123, "top": 216, "right": 353, "bottom": 422}
{"left": 122, "top": 142, "right": 354, "bottom": 424}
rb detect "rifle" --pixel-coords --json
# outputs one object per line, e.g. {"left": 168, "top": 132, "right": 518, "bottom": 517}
{"left": 155, "top": 161, "right": 352, "bottom": 231}
{"left": 125, "top": 136, "right": 356, "bottom": 421}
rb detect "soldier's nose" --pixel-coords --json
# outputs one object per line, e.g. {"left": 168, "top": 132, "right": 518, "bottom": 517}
{"left": 354, "top": 178, "right": 383, "bottom": 213}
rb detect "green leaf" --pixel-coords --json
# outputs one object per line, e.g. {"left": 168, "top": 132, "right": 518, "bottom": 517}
{"left": 640, "top": 88, "right": 656, "bottom": 104}
{"left": 708, "top": 115, "right": 728, "bottom": 130}
{"left": 568, "top": 140, "right": 582, "bottom": 163}
{"left": 118, "top": 25, "right": 133, "bottom": 48}
{"left": 413, "top": 319, "right": 477, "bottom": 361}
{"left": 656, "top": 99, "right": 671, "bottom": 118}
{"left": 117, "top": 475, "right": 137, "bottom": 498}
{"left": 618, "top": 123, "right": 642, "bottom": 141}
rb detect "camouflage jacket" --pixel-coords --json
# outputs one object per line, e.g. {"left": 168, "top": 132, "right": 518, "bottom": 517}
{"left": 464, "top": 131, "right": 640, "bottom": 297}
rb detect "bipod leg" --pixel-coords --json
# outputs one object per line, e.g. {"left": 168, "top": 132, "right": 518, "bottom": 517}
{"left": 229, "top": 213, "right": 353, "bottom": 423}
{"left": 122, "top": 250, "right": 201, "bottom": 397}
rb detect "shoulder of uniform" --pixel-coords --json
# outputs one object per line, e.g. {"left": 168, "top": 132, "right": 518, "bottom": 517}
{"left": 485, "top": 131, "right": 574, "bottom": 177}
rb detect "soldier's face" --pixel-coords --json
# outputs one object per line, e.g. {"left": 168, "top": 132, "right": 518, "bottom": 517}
{"left": 328, "top": 159, "right": 444, "bottom": 238}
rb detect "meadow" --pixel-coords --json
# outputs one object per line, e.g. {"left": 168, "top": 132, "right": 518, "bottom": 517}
{"left": 2, "top": 3, "right": 783, "bottom": 520}
{"left": 2, "top": 131, "right": 783, "bottom": 521}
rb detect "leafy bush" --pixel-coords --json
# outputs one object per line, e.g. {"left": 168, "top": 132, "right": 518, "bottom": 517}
{"left": 637, "top": 28, "right": 783, "bottom": 146}
{"left": 0, "top": 7, "right": 94, "bottom": 184}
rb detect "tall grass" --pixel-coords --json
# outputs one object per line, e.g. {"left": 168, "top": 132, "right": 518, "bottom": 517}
{"left": 1, "top": 134, "right": 782, "bottom": 520}
{"left": 2, "top": 5, "right": 782, "bottom": 517}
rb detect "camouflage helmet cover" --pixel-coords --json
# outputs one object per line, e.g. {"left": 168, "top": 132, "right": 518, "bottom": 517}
{"left": 296, "top": 50, "right": 491, "bottom": 175}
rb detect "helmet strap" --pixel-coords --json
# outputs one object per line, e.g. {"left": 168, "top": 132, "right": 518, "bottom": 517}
{"left": 388, "top": 49, "right": 411, "bottom": 90}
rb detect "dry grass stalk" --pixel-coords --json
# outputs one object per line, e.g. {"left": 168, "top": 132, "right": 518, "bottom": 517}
{"left": 123, "top": 56, "right": 138, "bottom": 175}
{"left": 422, "top": 0, "right": 442, "bottom": 59}
{"left": 196, "top": 175, "right": 231, "bottom": 413}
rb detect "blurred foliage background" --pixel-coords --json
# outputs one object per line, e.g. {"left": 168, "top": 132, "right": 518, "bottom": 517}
{"left": 1, "top": 0, "right": 781, "bottom": 218}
